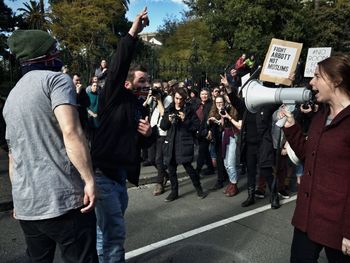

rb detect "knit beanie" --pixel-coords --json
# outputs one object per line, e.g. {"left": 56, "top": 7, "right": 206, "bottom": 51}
{"left": 7, "top": 30, "right": 56, "bottom": 62}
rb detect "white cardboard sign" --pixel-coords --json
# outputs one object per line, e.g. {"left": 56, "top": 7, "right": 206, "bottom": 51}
{"left": 304, "top": 47, "right": 332, "bottom": 77}
{"left": 260, "top": 38, "right": 303, "bottom": 86}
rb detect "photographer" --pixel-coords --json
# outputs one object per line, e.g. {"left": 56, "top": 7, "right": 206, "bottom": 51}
{"left": 207, "top": 95, "right": 241, "bottom": 196}
{"left": 150, "top": 81, "right": 170, "bottom": 196}
{"left": 160, "top": 87, "right": 207, "bottom": 202}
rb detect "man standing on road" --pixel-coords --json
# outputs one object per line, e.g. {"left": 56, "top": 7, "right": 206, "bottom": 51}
{"left": 4, "top": 30, "right": 97, "bottom": 262}
{"left": 91, "top": 8, "right": 154, "bottom": 263}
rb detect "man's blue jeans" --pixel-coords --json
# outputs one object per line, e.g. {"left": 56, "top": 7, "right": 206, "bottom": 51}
{"left": 94, "top": 168, "right": 128, "bottom": 263}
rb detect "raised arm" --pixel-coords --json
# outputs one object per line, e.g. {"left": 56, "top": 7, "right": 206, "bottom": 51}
{"left": 100, "top": 8, "right": 149, "bottom": 114}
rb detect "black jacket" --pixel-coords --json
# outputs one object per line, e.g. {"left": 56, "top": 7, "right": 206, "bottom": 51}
{"left": 160, "top": 103, "right": 200, "bottom": 165}
{"left": 228, "top": 89, "right": 276, "bottom": 168}
{"left": 91, "top": 34, "right": 155, "bottom": 186}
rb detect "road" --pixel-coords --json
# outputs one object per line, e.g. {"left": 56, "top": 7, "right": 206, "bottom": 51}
{"left": 0, "top": 159, "right": 328, "bottom": 262}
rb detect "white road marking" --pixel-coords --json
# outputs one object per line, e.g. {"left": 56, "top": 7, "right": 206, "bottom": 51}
{"left": 125, "top": 195, "right": 297, "bottom": 260}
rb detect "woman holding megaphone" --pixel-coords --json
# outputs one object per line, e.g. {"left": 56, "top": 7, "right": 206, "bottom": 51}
{"left": 279, "top": 55, "right": 350, "bottom": 262}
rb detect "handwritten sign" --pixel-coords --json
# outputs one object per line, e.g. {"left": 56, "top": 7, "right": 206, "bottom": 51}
{"left": 304, "top": 47, "right": 332, "bottom": 77}
{"left": 260, "top": 38, "right": 303, "bottom": 86}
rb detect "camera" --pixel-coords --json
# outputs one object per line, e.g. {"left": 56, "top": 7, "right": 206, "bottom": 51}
{"left": 170, "top": 113, "right": 181, "bottom": 125}
{"left": 151, "top": 88, "right": 160, "bottom": 96}
{"left": 302, "top": 100, "right": 316, "bottom": 111}
{"left": 219, "top": 104, "right": 231, "bottom": 115}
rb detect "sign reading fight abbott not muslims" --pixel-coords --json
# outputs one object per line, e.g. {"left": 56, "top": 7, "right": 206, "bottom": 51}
{"left": 260, "top": 38, "right": 303, "bottom": 86}
{"left": 304, "top": 47, "right": 332, "bottom": 77}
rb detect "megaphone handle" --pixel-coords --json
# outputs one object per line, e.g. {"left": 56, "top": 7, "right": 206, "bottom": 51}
{"left": 276, "top": 116, "right": 288, "bottom": 128}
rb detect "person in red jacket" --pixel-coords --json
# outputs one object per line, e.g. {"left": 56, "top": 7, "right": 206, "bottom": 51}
{"left": 280, "top": 55, "right": 350, "bottom": 262}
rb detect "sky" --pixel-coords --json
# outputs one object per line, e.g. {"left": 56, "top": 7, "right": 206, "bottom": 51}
{"left": 4, "top": 0, "right": 188, "bottom": 33}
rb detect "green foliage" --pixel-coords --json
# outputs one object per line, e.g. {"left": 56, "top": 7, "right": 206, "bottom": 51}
{"left": 184, "top": 0, "right": 350, "bottom": 65}
{"left": 49, "top": 0, "right": 129, "bottom": 80}
{"left": 157, "top": 18, "right": 231, "bottom": 81}
{"left": 18, "top": 0, "right": 49, "bottom": 30}
{"left": 308, "top": 0, "right": 350, "bottom": 52}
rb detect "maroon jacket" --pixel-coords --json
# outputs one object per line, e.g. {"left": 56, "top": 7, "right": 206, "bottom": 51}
{"left": 284, "top": 105, "right": 350, "bottom": 250}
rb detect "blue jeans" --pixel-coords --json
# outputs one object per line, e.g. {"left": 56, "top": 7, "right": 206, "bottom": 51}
{"left": 223, "top": 136, "right": 238, "bottom": 183}
{"left": 94, "top": 169, "right": 128, "bottom": 263}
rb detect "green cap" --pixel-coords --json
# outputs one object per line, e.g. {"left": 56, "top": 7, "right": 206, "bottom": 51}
{"left": 7, "top": 30, "right": 56, "bottom": 62}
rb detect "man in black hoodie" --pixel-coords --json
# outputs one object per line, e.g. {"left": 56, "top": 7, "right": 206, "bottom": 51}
{"left": 91, "top": 8, "right": 154, "bottom": 263}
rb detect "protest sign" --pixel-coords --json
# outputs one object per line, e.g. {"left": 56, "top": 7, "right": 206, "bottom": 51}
{"left": 260, "top": 38, "right": 303, "bottom": 86}
{"left": 304, "top": 47, "right": 332, "bottom": 77}
{"left": 239, "top": 73, "right": 250, "bottom": 95}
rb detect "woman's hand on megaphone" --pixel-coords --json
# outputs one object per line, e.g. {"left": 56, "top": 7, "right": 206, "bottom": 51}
{"left": 279, "top": 105, "right": 296, "bottom": 128}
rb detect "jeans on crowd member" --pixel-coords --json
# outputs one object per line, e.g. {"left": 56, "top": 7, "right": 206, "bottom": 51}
{"left": 291, "top": 227, "right": 349, "bottom": 263}
{"left": 224, "top": 136, "right": 237, "bottom": 183}
{"left": 95, "top": 169, "right": 128, "bottom": 263}
{"left": 19, "top": 208, "right": 98, "bottom": 263}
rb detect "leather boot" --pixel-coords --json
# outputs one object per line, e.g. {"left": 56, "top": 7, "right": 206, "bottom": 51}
{"left": 225, "top": 183, "right": 239, "bottom": 197}
{"left": 241, "top": 186, "right": 255, "bottom": 207}
{"left": 164, "top": 190, "right": 178, "bottom": 202}
{"left": 195, "top": 186, "right": 208, "bottom": 199}
{"left": 270, "top": 192, "right": 281, "bottom": 209}
{"left": 223, "top": 183, "right": 233, "bottom": 194}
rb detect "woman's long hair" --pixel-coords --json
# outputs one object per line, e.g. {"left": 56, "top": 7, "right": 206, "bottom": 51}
{"left": 208, "top": 95, "right": 238, "bottom": 120}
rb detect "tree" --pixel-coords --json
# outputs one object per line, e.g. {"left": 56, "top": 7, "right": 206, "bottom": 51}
{"left": 307, "top": 0, "right": 350, "bottom": 53}
{"left": 18, "top": 0, "right": 48, "bottom": 30}
{"left": 157, "top": 18, "right": 231, "bottom": 82}
{"left": 49, "top": 0, "right": 130, "bottom": 80}
{"left": 184, "top": 0, "right": 309, "bottom": 63}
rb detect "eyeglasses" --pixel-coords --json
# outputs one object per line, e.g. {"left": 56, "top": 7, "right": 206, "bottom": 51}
{"left": 215, "top": 101, "right": 224, "bottom": 104}
{"left": 213, "top": 90, "right": 220, "bottom": 93}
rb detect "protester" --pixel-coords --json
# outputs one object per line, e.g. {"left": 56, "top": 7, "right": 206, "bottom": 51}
{"left": 221, "top": 74, "right": 280, "bottom": 208}
{"left": 160, "top": 87, "right": 207, "bottom": 202}
{"left": 280, "top": 55, "right": 350, "bottom": 262}
{"left": 73, "top": 73, "right": 90, "bottom": 133}
{"left": 235, "top": 53, "right": 247, "bottom": 71}
{"left": 86, "top": 76, "right": 100, "bottom": 94}
{"left": 195, "top": 88, "right": 215, "bottom": 176}
{"left": 95, "top": 59, "right": 108, "bottom": 89}
{"left": 87, "top": 82, "right": 100, "bottom": 132}
{"left": 207, "top": 95, "right": 241, "bottom": 196}
{"left": 90, "top": 9, "right": 154, "bottom": 262}
{"left": 5, "top": 29, "right": 97, "bottom": 262}
{"left": 150, "top": 81, "right": 170, "bottom": 196}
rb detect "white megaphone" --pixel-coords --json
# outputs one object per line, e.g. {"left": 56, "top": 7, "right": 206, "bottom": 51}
{"left": 243, "top": 80, "right": 312, "bottom": 113}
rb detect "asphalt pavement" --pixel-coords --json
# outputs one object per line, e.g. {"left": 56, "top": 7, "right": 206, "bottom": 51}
{"left": 0, "top": 149, "right": 329, "bottom": 263}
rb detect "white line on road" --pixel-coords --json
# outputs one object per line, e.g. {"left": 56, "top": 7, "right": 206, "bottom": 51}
{"left": 125, "top": 195, "right": 297, "bottom": 260}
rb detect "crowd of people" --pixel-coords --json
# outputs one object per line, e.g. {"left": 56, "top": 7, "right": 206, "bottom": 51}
{"left": 2, "top": 6, "right": 350, "bottom": 263}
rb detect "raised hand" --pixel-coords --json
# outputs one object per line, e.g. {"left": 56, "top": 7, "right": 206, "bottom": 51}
{"left": 128, "top": 7, "right": 149, "bottom": 37}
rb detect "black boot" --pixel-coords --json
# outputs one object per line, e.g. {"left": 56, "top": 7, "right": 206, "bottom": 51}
{"left": 195, "top": 186, "right": 208, "bottom": 199}
{"left": 165, "top": 190, "right": 178, "bottom": 202}
{"left": 270, "top": 192, "right": 281, "bottom": 209}
{"left": 241, "top": 186, "right": 255, "bottom": 207}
